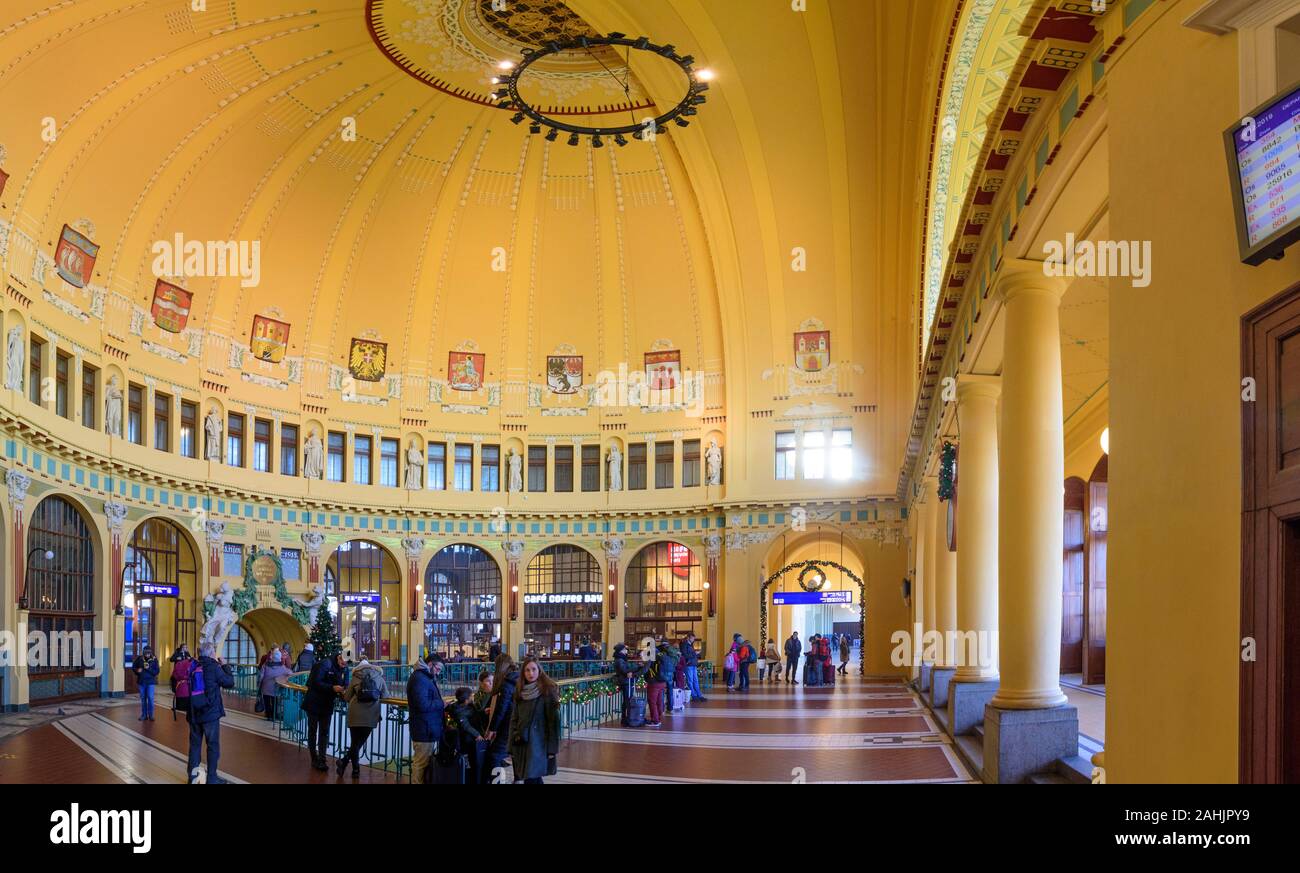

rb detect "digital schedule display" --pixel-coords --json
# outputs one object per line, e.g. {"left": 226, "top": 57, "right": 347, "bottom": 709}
{"left": 1226, "top": 82, "right": 1300, "bottom": 265}
{"left": 771, "top": 590, "right": 852, "bottom": 606}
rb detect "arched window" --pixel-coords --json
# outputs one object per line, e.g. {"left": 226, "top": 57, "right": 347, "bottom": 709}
{"left": 324, "top": 540, "right": 401, "bottom": 661}
{"left": 423, "top": 544, "right": 501, "bottom": 660}
{"left": 625, "top": 541, "right": 705, "bottom": 656}
{"left": 524, "top": 545, "right": 602, "bottom": 659}
{"left": 223, "top": 622, "right": 258, "bottom": 666}
{"left": 124, "top": 518, "right": 198, "bottom": 667}
{"left": 26, "top": 495, "right": 98, "bottom": 702}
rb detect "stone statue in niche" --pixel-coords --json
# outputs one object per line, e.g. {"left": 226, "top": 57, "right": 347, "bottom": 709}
{"left": 507, "top": 448, "right": 523, "bottom": 493}
{"left": 607, "top": 445, "right": 622, "bottom": 491}
{"left": 204, "top": 406, "right": 223, "bottom": 462}
{"left": 705, "top": 440, "right": 723, "bottom": 485}
{"left": 404, "top": 438, "right": 424, "bottom": 490}
{"left": 302, "top": 428, "right": 324, "bottom": 479}
{"left": 200, "top": 582, "right": 237, "bottom": 648}
{"left": 104, "top": 375, "right": 123, "bottom": 436}
{"left": 4, "top": 327, "right": 23, "bottom": 391}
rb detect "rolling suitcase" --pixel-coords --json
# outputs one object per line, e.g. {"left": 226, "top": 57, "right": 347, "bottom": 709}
{"left": 823, "top": 661, "right": 836, "bottom": 685}
{"left": 624, "top": 695, "right": 646, "bottom": 727}
{"left": 430, "top": 752, "right": 471, "bottom": 785}
{"left": 671, "top": 687, "right": 689, "bottom": 711}
{"left": 804, "top": 660, "right": 821, "bottom": 687}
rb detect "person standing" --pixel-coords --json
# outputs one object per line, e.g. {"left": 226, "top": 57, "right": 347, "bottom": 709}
{"left": 645, "top": 639, "right": 671, "bottom": 727}
{"left": 185, "top": 642, "right": 235, "bottom": 784}
{"left": 613, "top": 643, "right": 641, "bottom": 724}
{"left": 724, "top": 633, "right": 742, "bottom": 691}
{"left": 838, "top": 634, "right": 851, "bottom": 676}
{"left": 680, "top": 632, "right": 707, "bottom": 701}
{"left": 764, "top": 639, "right": 781, "bottom": 683}
{"left": 488, "top": 638, "right": 502, "bottom": 663}
{"left": 784, "top": 631, "right": 803, "bottom": 684}
{"left": 483, "top": 654, "right": 519, "bottom": 783}
{"left": 509, "top": 657, "right": 561, "bottom": 784}
{"left": 303, "top": 652, "right": 345, "bottom": 772}
{"left": 294, "top": 642, "right": 316, "bottom": 673}
{"left": 406, "top": 652, "right": 445, "bottom": 784}
{"left": 258, "top": 649, "right": 290, "bottom": 722}
{"left": 736, "top": 639, "right": 756, "bottom": 692}
{"left": 132, "top": 647, "right": 160, "bottom": 721}
{"left": 338, "top": 658, "right": 387, "bottom": 779}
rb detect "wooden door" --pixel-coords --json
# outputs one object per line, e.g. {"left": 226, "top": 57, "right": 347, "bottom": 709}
{"left": 1061, "top": 477, "right": 1086, "bottom": 674}
{"left": 1084, "top": 456, "right": 1108, "bottom": 685}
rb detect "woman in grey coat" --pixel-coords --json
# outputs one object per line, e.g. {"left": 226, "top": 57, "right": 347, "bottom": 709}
{"left": 338, "top": 659, "right": 387, "bottom": 779}
{"left": 509, "top": 657, "right": 561, "bottom": 784}
{"left": 258, "top": 649, "right": 291, "bottom": 721}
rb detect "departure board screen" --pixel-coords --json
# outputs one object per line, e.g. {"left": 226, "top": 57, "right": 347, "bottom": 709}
{"left": 1228, "top": 85, "right": 1300, "bottom": 265}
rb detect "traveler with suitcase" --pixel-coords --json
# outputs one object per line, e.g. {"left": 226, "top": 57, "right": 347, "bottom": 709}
{"left": 510, "top": 657, "right": 561, "bottom": 784}
{"left": 613, "top": 643, "right": 645, "bottom": 726}
{"left": 784, "top": 632, "right": 803, "bottom": 684}
{"left": 436, "top": 686, "right": 487, "bottom": 784}
{"left": 406, "top": 652, "right": 445, "bottom": 785}
{"left": 735, "top": 638, "right": 757, "bottom": 692}
{"left": 679, "top": 632, "right": 707, "bottom": 702}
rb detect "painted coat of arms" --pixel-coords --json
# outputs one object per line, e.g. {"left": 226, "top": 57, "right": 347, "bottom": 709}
{"left": 54, "top": 224, "right": 99, "bottom": 288}
{"left": 546, "top": 355, "right": 582, "bottom": 394}
{"left": 150, "top": 280, "right": 192, "bottom": 333}
{"left": 250, "top": 315, "right": 291, "bottom": 363}
{"left": 645, "top": 350, "right": 681, "bottom": 391}
{"left": 794, "top": 330, "right": 830, "bottom": 372}
{"left": 449, "top": 351, "right": 485, "bottom": 392}
{"left": 349, "top": 338, "right": 388, "bottom": 382}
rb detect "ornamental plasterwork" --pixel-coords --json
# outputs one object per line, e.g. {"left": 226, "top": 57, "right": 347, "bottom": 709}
{"left": 501, "top": 538, "right": 525, "bottom": 563}
{"left": 6, "top": 468, "right": 31, "bottom": 508}
{"left": 143, "top": 340, "right": 188, "bottom": 364}
{"left": 401, "top": 536, "right": 425, "bottom": 559}
{"left": 104, "top": 499, "right": 128, "bottom": 531}
{"left": 726, "top": 530, "right": 773, "bottom": 552}
{"left": 42, "top": 289, "right": 89, "bottom": 323}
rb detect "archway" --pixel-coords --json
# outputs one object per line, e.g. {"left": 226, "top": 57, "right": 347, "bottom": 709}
{"left": 523, "top": 544, "right": 602, "bottom": 659}
{"left": 423, "top": 543, "right": 502, "bottom": 660}
{"left": 237, "top": 607, "right": 309, "bottom": 663}
{"left": 323, "top": 540, "right": 402, "bottom": 661}
{"left": 624, "top": 541, "right": 706, "bottom": 655}
{"left": 124, "top": 516, "right": 200, "bottom": 685}
{"left": 25, "top": 494, "right": 100, "bottom": 702}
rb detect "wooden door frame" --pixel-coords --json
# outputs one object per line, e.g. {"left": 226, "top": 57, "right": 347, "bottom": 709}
{"left": 1240, "top": 279, "right": 1300, "bottom": 783}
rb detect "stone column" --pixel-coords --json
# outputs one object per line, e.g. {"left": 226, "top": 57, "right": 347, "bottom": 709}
{"left": 948, "top": 375, "right": 1001, "bottom": 736}
{"left": 603, "top": 536, "right": 624, "bottom": 646}
{"left": 983, "top": 264, "right": 1076, "bottom": 783}
{"left": 502, "top": 539, "right": 524, "bottom": 658}
{"left": 7, "top": 469, "right": 31, "bottom": 608}
{"left": 301, "top": 530, "right": 325, "bottom": 590}
{"left": 205, "top": 520, "right": 225, "bottom": 579}
{"left": 402, "top": 537, "right": 425, "bottom": 663}
{"left": 931, "top": 483, "right": 957, "bottom": 707}
{"left": 105, "top": 500, "right": 128, "bottom": 614}
{"left": 703, "top": 533, "right": 722, "bottom": 618}
{"left": 918, "top": 477, "right": 939, "bottom": 691}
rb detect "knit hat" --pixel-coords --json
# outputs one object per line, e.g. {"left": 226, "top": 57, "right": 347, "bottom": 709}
{"left": 303, "top": 643, "right": 314, "bottom": 652}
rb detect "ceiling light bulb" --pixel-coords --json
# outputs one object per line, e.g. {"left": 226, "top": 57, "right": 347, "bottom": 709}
{"left": 696, "top": 68, "right": 715, "bottom": 81}
{"left": 1100, "top": 427, "right": 1110, "bottom": 455}
{"left": 498, "top": 60, "right": 515, "bottom": 70}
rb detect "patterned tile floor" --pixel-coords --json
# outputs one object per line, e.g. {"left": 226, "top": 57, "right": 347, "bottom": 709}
{"left": 0, "top": 670, "right": 975, "bottom": 784}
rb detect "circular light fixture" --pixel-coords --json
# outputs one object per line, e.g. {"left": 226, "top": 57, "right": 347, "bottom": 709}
{"left": 511, "top": 585, "right": 519, "bottom": 593}
{"left": 1100, "top": 427, "right": 1110, "bottom": 455}
{"left": 797, "top": 564, "right": 828, "bottom": 592}
{"left": 494, "top": 33, "right": 709, "bottom": 147}
{"left": 702, "top": 581, "right": 711, "bottom": 590}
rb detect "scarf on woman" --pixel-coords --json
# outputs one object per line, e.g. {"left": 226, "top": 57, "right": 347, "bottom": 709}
{"left": 519, "top": 680, "right": 541, "bottom": 701}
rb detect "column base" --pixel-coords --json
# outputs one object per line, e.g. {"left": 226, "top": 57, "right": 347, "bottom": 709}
{"left": 948, "top": 678, "right": 999, "bottom": 736}
{"left": 918, "top": 661, "right": 933, "bottom": 693}
{"left": 981, "top": 703, "right": 1079, "bottom": 784}
{"left": 930, "top": 666, "right": 956, "bottom": 708}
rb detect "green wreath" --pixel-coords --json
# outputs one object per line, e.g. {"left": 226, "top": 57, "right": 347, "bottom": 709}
{"left": 938, "top": 441, "right": 956, "bottom": 502}
{"left": 240, "top": 547, "right": 313, "bottom": 625}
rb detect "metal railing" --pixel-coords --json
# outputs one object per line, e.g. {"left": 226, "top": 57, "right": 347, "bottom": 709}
{"left": 275, "top": 661, "right": 713, "bottom": 782}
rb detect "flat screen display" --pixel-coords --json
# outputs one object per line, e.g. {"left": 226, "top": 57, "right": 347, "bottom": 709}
{"left": 771, "top": 590, "right": 852, "bottom": 606}
{"left": 1226, "top": 81, "right": 1300, "bottom": 265}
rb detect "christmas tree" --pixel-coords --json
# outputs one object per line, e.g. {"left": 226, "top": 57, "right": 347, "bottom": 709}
{"left": 306, "top": 598, "right": 341, "bottom": 660}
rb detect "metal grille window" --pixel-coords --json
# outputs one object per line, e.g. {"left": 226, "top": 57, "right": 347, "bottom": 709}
{"left": 776, "top": 431, "right": 796, "bottom": 479}
{"left": 528, "top": 445, "right": 547, "bottom": 492}
{"left": 55, "top": 352, "right": 70, "bottom": 418}
{"left": 280, "top": 423, "right": 298, "bottom": 476}
{"left": 682, "top": 439, "right": 701, "bottom": 487}
{"left": 223, "top": 623, "right": 257, "bottom": 667}
{"left": 128, "top": 383, "right": 144, "bottom": 445}
{"left": 581, "top": 445, "right": 600, "bottom": 491}
{"left": 628, "top": 443, "right": 647, "bottom": 490}
{"left": 453, "top": 443, "right": 473, "bottom": 491}
{"left": 427, "top": 442, "right": 446, "bottom": 490}
{"left": 180, "top": 400, "right": 197, "bottom": 458}
{"left": 380, "top": 438, "right": 399, "bottom": 487}
{"left": 253, "top": 418, "right": 271, "bottom": 472}
{"left": 655, "top": 441, "right": 675, "bottom": 488}
{"left": 354, "top": 435, "right": 372, "bottom": 485}
{"left": 26, "top": 496, "right": 97, "bottom": 692}
{"left": 481, "top": 444, "right": 500, "bottom": 492}
{"left": 327, "top": 431, "right": 345, "bottom": 481}
{"left": 554, "top": 445, "right": 574, "bottom": 492}
{"left": 625, "top": 541, "right": 705, "bottom": 655}
{"left": 524, "top": 545, "right": 602, "bottom": 659}
{"left": 424, "top": 544, "right": 501, "bottom": 660}
{"left": 81, "top": 364, "right": 97, "bottom": 429}
{"left": 154, "top": 392, "right": 171, "bottom": 452}
{"left": 227, "top": 413, "right": 245, "bottom": 467}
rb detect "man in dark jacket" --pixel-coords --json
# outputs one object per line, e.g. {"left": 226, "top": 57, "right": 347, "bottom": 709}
{"left": 613, "top": 643, "right": 642, "bottom": 726}
{"left": 303, "top": 652, "right": 345, "bottom": 771}
{"left": 294, "top": 643, "right": 316, "bottom": 673}
{"left": 132, "top": 647, "right": 160, "bottom": 721}
{"left": 680, "top": 632, "right": 707, "bottom": 701}
{"left": 406, "top": 652, "right": 445, "bottom": 784}
{"left": 185, "top": 642, "right": 235, "bottom": 784}
{"left": 784, "top": 632, "right": 802, "bottom": 684}
{"left": 487, "top": 639, "right": 502, "bottom": 662}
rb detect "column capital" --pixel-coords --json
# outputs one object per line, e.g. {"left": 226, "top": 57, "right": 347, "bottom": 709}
{"left": 956, "top": 373, "right": 1002, "bottom": 401}
{"left": 996, "top": 260, "right": 1069, "bottom": 304}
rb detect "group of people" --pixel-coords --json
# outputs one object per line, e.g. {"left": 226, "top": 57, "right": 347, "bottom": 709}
{"left": 612, "top": 632, "right": 707, "bottom": 727}
{"left": 779, "top": 631, "right": 854, "bottom": 685}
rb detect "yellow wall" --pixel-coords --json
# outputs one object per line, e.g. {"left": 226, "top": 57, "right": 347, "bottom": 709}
{"left": 1105, "top": 0, "right": 1300, "bottom": 782}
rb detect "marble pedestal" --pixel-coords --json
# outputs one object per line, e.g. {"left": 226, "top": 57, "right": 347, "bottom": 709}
{"left": 981, "top": 703, "right": 1079, "bottom": 784}
{"left": 930, "top": 666, "right": 956, "bottom": 708}
{"left": 947, "top": 679, "right": 999, "bottom": 735}
{"left": 918, "top": 661, "right": 933, "bottom": 692}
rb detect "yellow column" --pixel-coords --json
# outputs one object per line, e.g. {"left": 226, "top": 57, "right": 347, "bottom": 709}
{"left": 954, "top": 375, "right": 1000, "bottom": 682}
{"left": 908, "top": 503, "right": 927, "bottom": 676}
{"left": 933, "top": 489, "right": 956, "bottom": 666}
{"left": 920, "top": 477, "right": 939, "bottom": 662}
{"left": 990, "top": 266, "right": 1069, "bottom": 710}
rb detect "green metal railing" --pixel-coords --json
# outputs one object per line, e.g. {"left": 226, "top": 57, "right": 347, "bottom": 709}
{"left": 276, "top": 661, "right": 713, "bottom": 782}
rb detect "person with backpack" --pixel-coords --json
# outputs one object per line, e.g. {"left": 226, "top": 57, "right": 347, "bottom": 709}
{"left": 185, "top": 642, "right": 235, "bottom": 784}
{"left": 482, "top": 653, "right": 519, "bottom": 783}
{"left": 724, "top": 633, "right": 742, "bottom": 691}
{"left": 445, "top": 686, "right": 487, "bottom": 784}
{"left": 338, "top": 657, "right": 387, "bottom": 779}
{"left": 406, "top": 652, "right": 445, "bottom": 785}
{"left": 680, "top": 632, "right": 707, "bottom": 702}
{"left": 657, "top": 637, "right": 682, "bottom": 717}
{"left": 258, "top": 648, "right": 290, "bottom": 722}
{"left": 644, "top": 637, "right": 673, "bottom": 726}
{"left": 170, "top": 645, "right": 194, "bottom": 719}
{"left": 294, "top": 642, "right": 316, "bottom": 673}
{"left": 763, "top": 639, "right": 781, "bottom": 683}
{"left": 612, "top": 643, "right": 643, "bottom": 725}
{"left": 132, "top": 647, "right": 160, "bottom": 721}
{"left": 736, "top": 638, "right": 757, "bottom": 692}
{"left": 784, "top": 631, "right": 803, "bottom": 684}
{"left": 304, "top": 651, "right": 345, "bottom": 772}
{"left": 509, "top": 657, "right": 561, "bottom": 784}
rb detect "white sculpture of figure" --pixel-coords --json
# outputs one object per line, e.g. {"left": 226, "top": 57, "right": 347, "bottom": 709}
{"left": 293, "top": 584, "right": 326, "bottom": 626}
{"left": 607, "top": 445, "right": 623, "bottom": 491}
{"left": 507, "top": 448, "right": 523, "bottom": 493}
{"left": 404, "top": 438, "right": 424, "bottom": 490}
{"left": 200, "top": 582, "right": 237, "bottom": 648}
{"left": 302, "top": 428, "right": 324, "bottom": 479}
{"left": 204, "top": 406, "right": 223, "bottom": 462}
{"left": 104, "top": 375, "right": 123, "bottom": 436}
{"left": 4, "top": 327, "right": 23, "bottom": 391}
{"left": 705, "top": 440, "right": 723, "bottom": 485}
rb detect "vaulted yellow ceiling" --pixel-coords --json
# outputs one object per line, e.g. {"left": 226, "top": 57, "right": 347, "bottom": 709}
{"left": 0, "top": 0, "right": 955, "bottom": 498}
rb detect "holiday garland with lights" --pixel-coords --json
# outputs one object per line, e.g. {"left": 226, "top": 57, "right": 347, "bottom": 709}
{"left": 938, "top": 440, "right": 957, "bottom": 501}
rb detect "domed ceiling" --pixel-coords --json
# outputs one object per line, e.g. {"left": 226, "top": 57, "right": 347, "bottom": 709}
{"left": 0, "top": 0, "right": 957, "bottom": 498}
